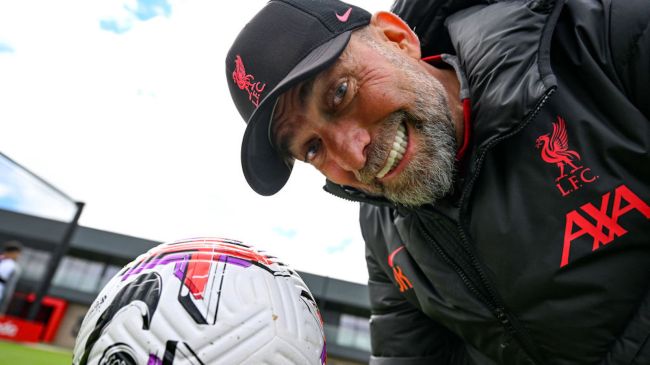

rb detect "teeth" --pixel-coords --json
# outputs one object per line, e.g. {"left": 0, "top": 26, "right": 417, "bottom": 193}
{"left": 376, "top": 123, "right": 408, "bottom": 178}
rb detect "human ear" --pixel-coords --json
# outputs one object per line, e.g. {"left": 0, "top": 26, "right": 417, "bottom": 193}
{"left": 369, "top": 11, "right": 421, "bottom": 59}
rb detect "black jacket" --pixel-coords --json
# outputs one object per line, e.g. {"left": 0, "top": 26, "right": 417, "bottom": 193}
{"left": 325, "top": 0, "right": 650, "bottom": 364}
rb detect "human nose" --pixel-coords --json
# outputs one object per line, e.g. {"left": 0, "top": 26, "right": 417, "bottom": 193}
{"left": 323, "top": 122, "right": 370, "bottom": 172}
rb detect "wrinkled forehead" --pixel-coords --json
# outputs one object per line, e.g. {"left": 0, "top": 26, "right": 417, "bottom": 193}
{"left": 269, "top": 84, "right": 308, "bottom": 160}
{"left": 269, "top": 45, "right": 355, "bottom": 155}
{"left": 269, "top": 43, "right": 354, "bottom": 141}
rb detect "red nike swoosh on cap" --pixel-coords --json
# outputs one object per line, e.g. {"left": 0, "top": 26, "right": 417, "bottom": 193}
{"left": 335, "top": 7, "right": 352, "bottom": 22}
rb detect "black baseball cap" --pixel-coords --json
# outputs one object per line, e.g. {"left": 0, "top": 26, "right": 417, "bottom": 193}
{"left": 226, "top": 0, "right": 371, "bottom": 196}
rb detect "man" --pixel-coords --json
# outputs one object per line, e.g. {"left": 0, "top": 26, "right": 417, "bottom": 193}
{"left": 0, "top": 240, "right": 22, "bottom": 314}
{"left": 226, "top": 0, "right": 649, "bottom": 363}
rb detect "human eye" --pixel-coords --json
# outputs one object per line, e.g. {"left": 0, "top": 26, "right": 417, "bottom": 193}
{"left": 304, "top": 138, "right": 322, "bottom": 163}
{"left": 334, "top": 81, "right": 348, "bottom": 104}
{"left": 330, "top": 80, "right": 348, "bottom": 109}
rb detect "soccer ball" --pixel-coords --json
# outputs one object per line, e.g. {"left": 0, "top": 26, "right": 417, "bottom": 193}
{"left": 72, "top": 237, "right": 326, "bottom": 365}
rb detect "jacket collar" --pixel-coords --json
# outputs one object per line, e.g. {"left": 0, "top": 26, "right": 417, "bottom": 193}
{"left": 445, "top": 0, "right": 562, "bottom": 151}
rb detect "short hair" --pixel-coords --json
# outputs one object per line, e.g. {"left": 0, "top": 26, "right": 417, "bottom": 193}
{"left": 3, "top": 240, "right": 23, "bottom": 253}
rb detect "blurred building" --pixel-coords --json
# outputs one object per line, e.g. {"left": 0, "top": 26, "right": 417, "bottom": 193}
{"left": 0, "top": 208, "right": 371, "bottom": 364}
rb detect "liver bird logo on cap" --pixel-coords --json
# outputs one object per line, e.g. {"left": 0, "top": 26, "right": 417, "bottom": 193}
{"left": 232, "top": 55, "right": 266, "bottom": 108}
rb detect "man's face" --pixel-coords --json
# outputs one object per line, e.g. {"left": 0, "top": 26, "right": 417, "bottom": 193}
{"left": 272, "top": 30, "right": 457, "bottom": 206}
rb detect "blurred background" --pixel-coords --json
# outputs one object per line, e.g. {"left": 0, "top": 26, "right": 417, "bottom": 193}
{"left": 0, "top": 0, "right": 392, "bottom": 363}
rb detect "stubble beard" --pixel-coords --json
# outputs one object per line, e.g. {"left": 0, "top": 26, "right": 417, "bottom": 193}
{"left": 355, "top": 52, "right": 457, "bottom": 207}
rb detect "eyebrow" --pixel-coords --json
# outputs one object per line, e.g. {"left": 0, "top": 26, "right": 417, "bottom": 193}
{"left": 298, "top": 77, "right": 315, "bottom": 108}
{"left": 275, "top": 127, "right": 296, "bottom": 162}
{"left": 272, "top": 78, "right": 317, "bottom": 162}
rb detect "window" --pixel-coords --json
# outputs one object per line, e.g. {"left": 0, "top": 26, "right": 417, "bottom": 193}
{"left": 330, "top": 313, "right": 371, "bottom": 351}
{"left": 98, "top": 264, "right": 122, "bottom": 289}
{"left": 16, "top": 247, "right": 50, "bottom": 281}
{"left": 16, "top": 248, "right": 123, "bottom": 295}
{"left": 52, "top": 256, "right": 104, "bottom": 293}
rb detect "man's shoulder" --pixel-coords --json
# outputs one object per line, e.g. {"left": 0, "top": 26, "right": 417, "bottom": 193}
{"left": 359, "top": 203, "right": 399, "bottom": 247}
{"left": 359, "top": 202, "right": 394, "bottom": 225}
{"left": 0, "top": 258, "right": 16, "bottom": 280}
{"left": 0, "top": 258, "right": 16, "bottom": 270}
{"left": 392, "top": 0, "right": 490, "bottom": 56}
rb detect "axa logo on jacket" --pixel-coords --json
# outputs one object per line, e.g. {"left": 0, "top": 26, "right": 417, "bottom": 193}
{"left": 561, "top": 184, "right": 650, "bottom": 267}
{"left": 535, "top": 116, "right": 650, "bottom": 268}
{"left": 536, "top": 116, "right": 599, "bottom": 197}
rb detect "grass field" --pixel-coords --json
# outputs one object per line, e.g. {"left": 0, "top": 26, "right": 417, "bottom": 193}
{"left": 0, "top": 340, "right": 72, "bottom": 365}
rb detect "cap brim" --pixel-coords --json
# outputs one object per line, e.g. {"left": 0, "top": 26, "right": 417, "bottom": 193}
{"left": 241, "top": 31, "right": 352, "bottom": 196}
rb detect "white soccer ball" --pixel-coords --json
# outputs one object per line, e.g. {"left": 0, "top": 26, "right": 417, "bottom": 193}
{"left": 73, "top": 237, "right": 326, "bottom": 365}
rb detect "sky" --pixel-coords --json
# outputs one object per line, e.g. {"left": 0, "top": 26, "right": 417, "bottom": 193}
{"left": 0, "top": 0, "right": 394, "bottom": 283}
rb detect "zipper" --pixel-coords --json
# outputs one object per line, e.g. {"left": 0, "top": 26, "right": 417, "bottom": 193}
{"left": 323, "top": 180, "right": 396, "bottom": 207}
{"left": 453, "top": 87, "right": 557, "bottom": 365}
{"left": 417, "top": 222, "right": 492, "bottom": 306}
{"left": 324, "top": 88, "right": 556, "bottom": 363}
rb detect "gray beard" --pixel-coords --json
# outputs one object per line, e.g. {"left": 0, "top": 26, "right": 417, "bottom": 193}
{"left": 356, "top": 105, "right": 457, "bottom": 207}
{"left": 384, "top": 107, "right": 456, "bottom": 206}
{"left": 353, "top": 52, "right": 457, "bottom": 206}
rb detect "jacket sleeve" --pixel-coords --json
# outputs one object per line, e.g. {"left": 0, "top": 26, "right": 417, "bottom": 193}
{"left": 361, "top": 204, "right": 469, "bottom": 364}
{"left": 366, "top": 249, "right": 469, "bottom": 365}
{"left": 609, "top": 0, "right": 650, "bottom": 119}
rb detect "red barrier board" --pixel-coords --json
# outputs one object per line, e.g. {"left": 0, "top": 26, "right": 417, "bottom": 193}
{"left": 25, "top": 293, "right": 67, "bottom": 342}
{"left": 0, "top": 315, "right": 44, "bottom": 342}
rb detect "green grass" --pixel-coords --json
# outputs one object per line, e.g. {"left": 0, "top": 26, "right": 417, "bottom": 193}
{"left": 0, "top": 340, "right": 72, "bottom": 365}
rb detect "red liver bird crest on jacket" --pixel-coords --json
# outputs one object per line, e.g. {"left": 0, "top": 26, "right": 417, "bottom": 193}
{"left": 536, "top": 116, "right": 583, "bottom": 180}
{"left": 536, "top": 116, "right": 598, "bottom": 197}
